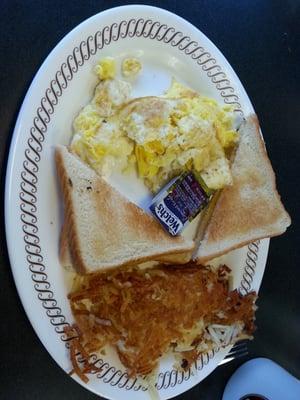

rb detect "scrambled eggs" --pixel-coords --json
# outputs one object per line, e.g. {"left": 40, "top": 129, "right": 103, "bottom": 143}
{"left": 71, "top": 58, "right": 239, "bottom": 192}
{"left": 122, "top": 57, "right": 142, "bottom": 77}
{"left": 94, "top": 57, "right": 116, "bottom": 80}
{"left": 71, "top": 77, "right": 133, "bottom": 174}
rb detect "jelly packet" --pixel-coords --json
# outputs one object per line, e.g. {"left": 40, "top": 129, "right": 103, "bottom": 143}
{"left": 149, "top": 172, "right": 213, "bottom": 236}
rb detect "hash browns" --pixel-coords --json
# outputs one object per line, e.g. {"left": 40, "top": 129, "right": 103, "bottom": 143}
{"left": 67, "top": 264, "right": 256, "bottom": 381}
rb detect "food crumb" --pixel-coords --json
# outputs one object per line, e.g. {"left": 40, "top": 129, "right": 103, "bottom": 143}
{"left": 95, "top": 57, "right": 116, "bottom": 80}
{"left": 181, "top": 359, "right": 188, "bottom": 369}
{"left": 122, "top": 57, "right": 142, "bottom": 78}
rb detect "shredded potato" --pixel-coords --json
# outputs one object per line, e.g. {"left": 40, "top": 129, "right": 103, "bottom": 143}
{"left": 67, "top": 264, "right": 256, "bottom": 379}
{"left": 64, "top": 325, "right": 102, "bottom": 383}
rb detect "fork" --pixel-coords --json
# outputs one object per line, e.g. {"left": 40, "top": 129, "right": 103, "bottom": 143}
{"left": 218, "top": 340, "right": 249, "bottom": 366}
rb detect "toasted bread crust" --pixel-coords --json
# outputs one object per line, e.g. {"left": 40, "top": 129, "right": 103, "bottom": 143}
{"left": 196, "top": 230, "right": 287, "bottom": 264}
{"left": 157, "top": 251, "right": 193, "bottom": 264}
{"left": 59, "top": 221, "right": 72, "bottom": 266}
{"left": 56, "top": 148, "right": 87, "bottom": 274}
{"left": 195, "top": 114, "right": 291, "bottom": 263}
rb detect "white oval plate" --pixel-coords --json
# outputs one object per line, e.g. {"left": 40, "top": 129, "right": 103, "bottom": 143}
{"left": 5, "top": 5, "right": 269, "bottom": 400}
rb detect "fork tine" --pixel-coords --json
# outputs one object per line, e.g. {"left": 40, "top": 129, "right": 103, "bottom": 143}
{"left": 227, "top": 340, "right": 248, "bottom": 354}
{"left": 218, "top": 340, "right": 249, "bottom": 366}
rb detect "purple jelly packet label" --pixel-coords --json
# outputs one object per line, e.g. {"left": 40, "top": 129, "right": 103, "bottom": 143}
{"left": 149, "top": 172, "right": 209, "bottom": 236}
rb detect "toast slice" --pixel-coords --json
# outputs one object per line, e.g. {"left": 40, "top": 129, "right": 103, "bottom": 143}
{"left": 195, "top": 115, "right": 291, "bottom": 263}
{"left": 56, "top": 146, "right": 195, "bottom": 274}
{"left": 59, "top": 221, "right": 193, "bottom": 267}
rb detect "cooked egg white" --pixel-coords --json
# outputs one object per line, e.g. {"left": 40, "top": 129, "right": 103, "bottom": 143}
{"left": 71, "top": 58, "right": 239, "bottom": 192}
